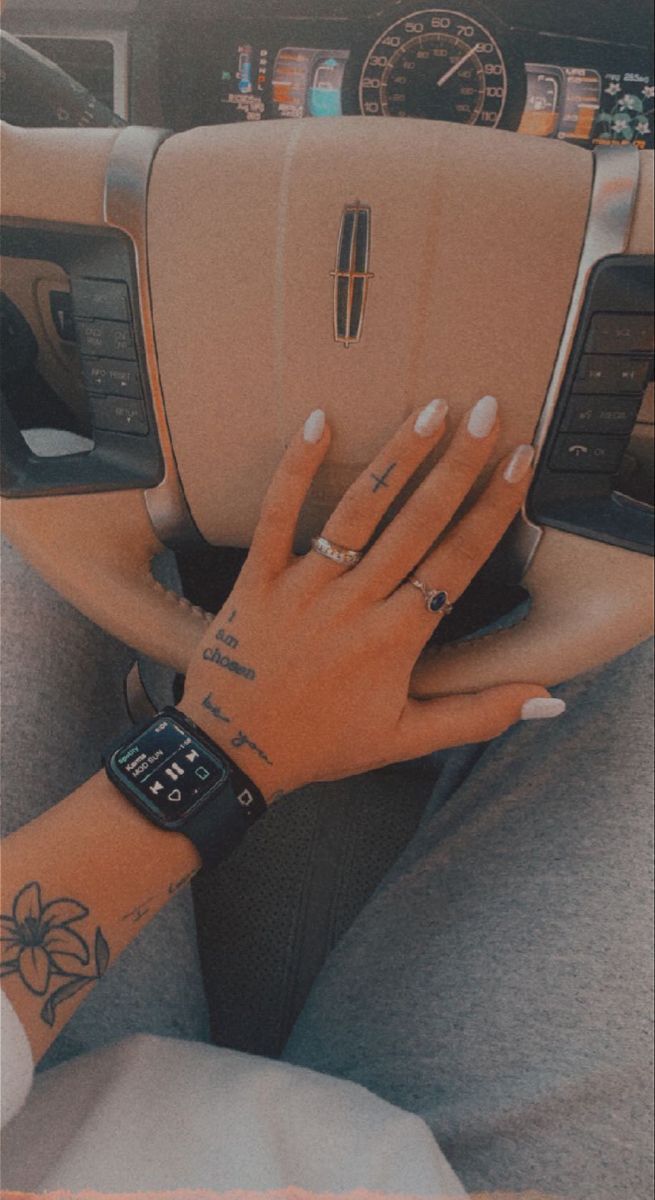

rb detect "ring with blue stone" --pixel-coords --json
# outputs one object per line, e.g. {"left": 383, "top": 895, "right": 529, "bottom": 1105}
{"left": 408, "top": 575, "right": 454, "bottom": 616}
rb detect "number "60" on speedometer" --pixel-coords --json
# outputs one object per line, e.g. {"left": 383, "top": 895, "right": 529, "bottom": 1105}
{"left": 359, "top": 8, "right": 508, "bottom": 128}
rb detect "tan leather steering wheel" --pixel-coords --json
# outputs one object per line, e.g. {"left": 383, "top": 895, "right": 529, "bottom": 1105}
{"left": 1, "top": 117, "right": 653, "bottom": 693}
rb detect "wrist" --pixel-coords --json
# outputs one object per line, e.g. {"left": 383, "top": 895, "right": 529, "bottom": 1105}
{"left": 178, "top": 696, "right": 287, "bottom": 805}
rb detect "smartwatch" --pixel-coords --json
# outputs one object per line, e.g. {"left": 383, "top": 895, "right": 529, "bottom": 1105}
{"left": 103, "top": 707, "right": 268, "bottom": 869}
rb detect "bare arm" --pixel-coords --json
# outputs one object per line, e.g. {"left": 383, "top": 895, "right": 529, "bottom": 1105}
{"left": 2, "top": 397, "right": 564, "bottom": 1068}
{"left": 1, "top": 771, "right": 200, "bottom": 1065}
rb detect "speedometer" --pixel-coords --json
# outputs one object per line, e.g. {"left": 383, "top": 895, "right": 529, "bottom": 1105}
{"left": 360, "top": 9, "right": 507, "bottom": 127}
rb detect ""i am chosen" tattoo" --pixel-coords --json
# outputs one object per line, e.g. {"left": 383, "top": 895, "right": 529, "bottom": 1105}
{"left": 202, "top": 647, "right": 256, "bottom": 681}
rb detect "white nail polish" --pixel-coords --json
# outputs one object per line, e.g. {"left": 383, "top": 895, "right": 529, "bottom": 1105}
{"left": 414, "top": 398, "right": 448, "bottom": 438}
{"left": 467, "top": 394, "right": 498, "bottom": 439}
{"left": 303, "top": 409, "right": 325, "bottom": 444}
{"left": 504, "top": 444, "right": 534, "bottom": 483}
{"left": 521, "top": 697, "right": 567, "bottom": 721}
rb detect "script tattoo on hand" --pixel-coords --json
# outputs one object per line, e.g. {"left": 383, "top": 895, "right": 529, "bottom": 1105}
{"left": 202, "top": 645, "right": 256, "bottom": 681}
{"left": 0, "top": 881, "right": 110, "bottom": 1028}
{"left": 231, "top": 730, "right": 273, "bottom": 765}
{"left": 200, "top": 695, "right": 273, "bottom": 766}
{"left": 215, "top": 626, "right": 239, "bottom": 650}
{"left": 370, "top": 462, "right": 397, "bottom": 493}
{"left": 202, "top": 693, "right": 231, "bottom": 723}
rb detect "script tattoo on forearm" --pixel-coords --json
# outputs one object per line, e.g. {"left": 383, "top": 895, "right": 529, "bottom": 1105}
{"left": 0, "top": 881, "right": 110, "bottom": 1028}
{"left": 370, "top": 462, "right": 397, "bottom": 493}
{"left": 121, "top": 899, "right": 154, "bottom": 924}
{"left": 168, "top": 868, "right": 199, "bottom": 896}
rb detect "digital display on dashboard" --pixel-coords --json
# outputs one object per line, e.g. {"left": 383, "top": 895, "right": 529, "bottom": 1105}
{"left": 218, "top": 40, "right": 350, "bottom": 121}
{"left": 521, "top": 63, "right": 653, "bottom": 149}
{"left": 208, "top": 10, "right": 653, "bottom": 152}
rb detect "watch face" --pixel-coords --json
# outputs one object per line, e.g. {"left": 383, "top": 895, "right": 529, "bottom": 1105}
{"left": 110, "top": 715, "right": 228, "bottom": 827}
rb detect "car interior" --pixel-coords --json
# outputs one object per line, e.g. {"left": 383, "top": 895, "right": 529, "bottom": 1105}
{"left": 0, "top": 0, "right": 653, "bottom": 1057}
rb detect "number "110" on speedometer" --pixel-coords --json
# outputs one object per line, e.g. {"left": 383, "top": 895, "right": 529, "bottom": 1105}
{"left": 359, "top": 8, "right": 508, "bottom": 127}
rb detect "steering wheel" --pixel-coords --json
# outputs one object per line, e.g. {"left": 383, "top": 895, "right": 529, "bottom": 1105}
{"left": 1, "top": 33, "right": 653, "bottom": 696}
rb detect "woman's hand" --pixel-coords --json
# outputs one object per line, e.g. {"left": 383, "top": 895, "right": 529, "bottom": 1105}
{"left": 181, "top": 395, "right": 564, "bottom": 802}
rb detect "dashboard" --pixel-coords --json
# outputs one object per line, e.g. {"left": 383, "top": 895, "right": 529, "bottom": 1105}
{"left": 4, "top": 0, "right": 654, "bottom": 151}
{"left": 170, "top": 3, "right": 654, "bottom": 151}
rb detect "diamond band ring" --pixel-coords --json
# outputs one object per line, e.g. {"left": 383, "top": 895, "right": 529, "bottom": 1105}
{"left": 408, "top": 575, "right": 454, "bottom": 615}
{"left": 311, "top": 536, "right": 364, "bottom": 568}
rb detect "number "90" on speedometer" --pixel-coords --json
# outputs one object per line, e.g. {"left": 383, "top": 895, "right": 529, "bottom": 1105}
{"left": 359, "top": 8, "right": 507, "bottom": 127}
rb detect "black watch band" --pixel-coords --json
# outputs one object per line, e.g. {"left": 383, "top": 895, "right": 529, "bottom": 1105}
{"left": 103, "top": 707, "right": 268, "bottom": 870}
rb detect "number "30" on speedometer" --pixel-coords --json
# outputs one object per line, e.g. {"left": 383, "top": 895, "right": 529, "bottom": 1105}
{"left": 359, "top": 8, "right": 507, "bottom": 127}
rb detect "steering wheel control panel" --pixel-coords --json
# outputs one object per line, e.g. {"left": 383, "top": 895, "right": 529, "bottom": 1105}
{"left": 530, "top": 256, "right": 654, "bottom": 555}
{"left": 0, "top": 226, "right": 164, "bottom": 498}
{"left": 74, "top": 277, "right": 150, "bottom": 437}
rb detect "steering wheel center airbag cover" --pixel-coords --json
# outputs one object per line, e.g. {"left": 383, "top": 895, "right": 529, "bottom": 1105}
{"left": 146, "top": 116, "right": 592, "bottom": 547}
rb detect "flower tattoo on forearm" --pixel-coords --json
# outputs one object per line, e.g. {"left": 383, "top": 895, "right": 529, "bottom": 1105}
{"left": 0, "top": 881, "right": 110, "bottom": 1027}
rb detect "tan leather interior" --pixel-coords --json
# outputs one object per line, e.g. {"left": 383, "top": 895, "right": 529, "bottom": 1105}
{"left": 0, "top": 123, "right": 210, "bottom": 671}
{"left": 1, "top": 120, "right": 653, "bottom": 690}
{"left": 411, "top": 527, "right": 655, "bottom": 696}
{"left": 0, "top": 122, "right": 120, "bottom": 225}
{"left": 147, "top": 118, "right": 592, "bottom": 546}
{"left": 0, "top": 489, "right": 211, "bottom": 672}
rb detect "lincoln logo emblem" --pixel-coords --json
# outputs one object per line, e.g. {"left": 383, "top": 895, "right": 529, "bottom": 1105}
{"left": 331, "top": 202, "right": 373, "bottom": 346}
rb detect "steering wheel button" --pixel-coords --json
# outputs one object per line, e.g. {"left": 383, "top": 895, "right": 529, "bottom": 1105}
{"left": 573, "top": 355, "right": 651, "bottom": 394}
{"left": 82, "top": 357, "right": 141, "bottom": 398}
{"left": 77, "top": 319, "right": 136, "bottom": 361}
{"left": 49, "top": 290, "right": 76, "bottom": 342}
{"left": 71, "top": 278, "right": 131, "bottom": 322}
{"left": 585, "top": 313, "right": 654, "bottom": 355}
{"left": 550, "top": 433, "right": 628, "bottom": 473}
{"left": 91, "top": 394, "right": 148, "bottom": 436}
{"left": 562, "top": 396, "right": 641, "bottom": 436}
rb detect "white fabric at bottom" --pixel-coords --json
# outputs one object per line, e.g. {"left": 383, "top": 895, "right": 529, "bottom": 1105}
{"left": 0, "top": 1032, "right": 466, "bottom": 1195}
{"left": 0, "top": 990, "right": 34, "bottom": 1128}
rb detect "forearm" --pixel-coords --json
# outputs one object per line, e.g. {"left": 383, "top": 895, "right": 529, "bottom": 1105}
{"left": 1, "top": 769, "right": 199, "bottom": 1065}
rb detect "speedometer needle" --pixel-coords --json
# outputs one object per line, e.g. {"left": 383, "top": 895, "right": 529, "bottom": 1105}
{"left": 435, "top": 44, "right": 480, "bottom": 88}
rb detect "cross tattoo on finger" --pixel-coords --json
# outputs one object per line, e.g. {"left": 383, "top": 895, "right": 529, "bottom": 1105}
{"left": 370, "top": 463, "right": 397, "bottom": 493}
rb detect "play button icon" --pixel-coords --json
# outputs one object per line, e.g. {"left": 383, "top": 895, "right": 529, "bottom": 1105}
{"left": 168, "top": 789, "right": 182, "bottom": 802}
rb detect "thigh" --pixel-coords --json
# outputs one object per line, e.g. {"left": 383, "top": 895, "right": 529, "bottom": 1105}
{"left": 0, "top": 540, "right": 210, "bottom": 1067}
{"left": 282, "top": 639, "right": 654, "bottom": 1200}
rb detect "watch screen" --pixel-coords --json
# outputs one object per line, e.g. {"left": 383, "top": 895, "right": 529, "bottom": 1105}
{"left": 111, "top": 715, "right": 228, "bottom": 826}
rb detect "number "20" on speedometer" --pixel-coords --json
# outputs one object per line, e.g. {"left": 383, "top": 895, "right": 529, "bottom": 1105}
{"left": 359, "top": 8, "right": 507, "bottom": 128}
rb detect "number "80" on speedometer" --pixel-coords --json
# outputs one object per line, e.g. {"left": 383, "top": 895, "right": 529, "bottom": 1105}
{"left": 359, "top": 8, "right": 507, "bottom": 128}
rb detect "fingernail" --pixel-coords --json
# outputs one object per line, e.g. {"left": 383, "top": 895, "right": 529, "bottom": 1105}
{"left": 503, "top": 444, "right": 534, "bottom": 483}
{"left": 303, "top": 409, "right": 326, "bottom": 444}
{"left": 467, "top": 394, "right": 498, "bottom": 439}
{"left": 521, "top": 697, "right": 567, "bottom": 721}
{"left": 414, "top": 398, "right": 449, "bottom": 438}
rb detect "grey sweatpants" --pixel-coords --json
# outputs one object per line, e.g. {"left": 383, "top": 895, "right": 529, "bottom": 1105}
{"left": 1, "top": 538, "right": 653, "bottom": 1197}
{"left": 282, "top": 638, "right": 655, "bottom": 1200}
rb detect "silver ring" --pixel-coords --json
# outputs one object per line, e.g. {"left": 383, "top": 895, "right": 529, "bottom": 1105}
{"left": 408, "top": 575, "right": 454, "bottom": 615}
{"left": 311, "top": 535, "right": 363, "bottom": 567}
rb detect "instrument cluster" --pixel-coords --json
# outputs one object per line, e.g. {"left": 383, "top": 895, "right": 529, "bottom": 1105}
{"left": 177, "top": 3, "right": 654, "bottom": 151}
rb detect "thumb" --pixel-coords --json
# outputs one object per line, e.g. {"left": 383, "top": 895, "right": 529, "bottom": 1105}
{"left": 394, "top": 684, "right": 566, "bottom": 760}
